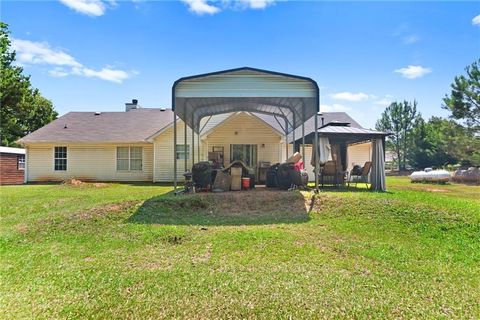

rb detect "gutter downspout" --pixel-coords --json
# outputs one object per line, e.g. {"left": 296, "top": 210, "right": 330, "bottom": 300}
{"left": 24, "top": 145, "right": 28, "bottom": 184}
{"left": 152, "top": 141, "right": 156, "bottom": 183}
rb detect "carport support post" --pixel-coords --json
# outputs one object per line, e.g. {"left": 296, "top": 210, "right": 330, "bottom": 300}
{"left": 197, "top": 133, "right": 200, "bottom": 162}
{"left": 184, "top": 120, "right": 187, "bottom": 171}
{"left": 314, "top": 112, "right": 319, "bottom": 191}
{"left": 302, "top": 106, "right": 305, "bottom": 164}
{"left": 191, "top": 124, "right": 195, "bottom": 167}
{"left": 292, "top": 113, "right": 296, "bottom": 156}
{"left": 285, "top": 119, "right": 288, "bottom": 160}
{"left": 173, "top": 113, "right": 177, "bottom": 192}
{"left": 301, "top": 122, "right": 305, "bottom": 164}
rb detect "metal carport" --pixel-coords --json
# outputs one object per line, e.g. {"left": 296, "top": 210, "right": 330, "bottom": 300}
{"left": 171, "top": 67, "right": 320, "bottom": 191}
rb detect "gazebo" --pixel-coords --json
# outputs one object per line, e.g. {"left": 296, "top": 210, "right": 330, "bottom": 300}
{"left": 171, "top": 67, "right": 321, "bottom": 190}
{"left": 294, "top": 122, "right": 390, "bottom": 191}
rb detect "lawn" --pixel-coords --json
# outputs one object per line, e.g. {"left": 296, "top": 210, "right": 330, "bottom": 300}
{"left": 1, "top": 178, "right": 479, "bottom": 319}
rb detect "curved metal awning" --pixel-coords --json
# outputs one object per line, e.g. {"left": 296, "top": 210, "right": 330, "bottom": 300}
{"left": 172, "top": 67, "right": 319, "bottom": 134}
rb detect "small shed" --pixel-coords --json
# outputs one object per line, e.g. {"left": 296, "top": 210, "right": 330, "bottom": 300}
{"left": 0, "top": 146, "right": 25, "bottom": 185}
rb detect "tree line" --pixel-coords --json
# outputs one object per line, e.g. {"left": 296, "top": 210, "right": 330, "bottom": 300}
{"left": 1, "top": 22, "right": 57, "bottom": 147}
{"left": 376, "top": 59, "right": 480, "bottom": 170}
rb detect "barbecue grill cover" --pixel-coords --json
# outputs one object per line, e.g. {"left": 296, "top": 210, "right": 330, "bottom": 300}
{"left": 192, "top": 162, "right": 212, "bottom": 189}
{"left": 266, "top": 163, "right": 280, "bottom": 187}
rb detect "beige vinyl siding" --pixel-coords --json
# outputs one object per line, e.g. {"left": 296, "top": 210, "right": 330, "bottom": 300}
{"left": 153, "top": 121, "right": 196, "bottom": 182}
{"left": 26, "top": 143, "right": 153, "bottom": 182}
{"left": 347, "top": 142, "right": 372, "bottom": 171}
{"left": 153, "top": 113, "right": 283, "bottom": 182}
{"left": 205, "top": 113, "right": 282, "bottom": 167}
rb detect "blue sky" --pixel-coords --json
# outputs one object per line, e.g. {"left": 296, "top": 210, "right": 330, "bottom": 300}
{"left": 3, "top": 0, "right": 480, "bottom": 128}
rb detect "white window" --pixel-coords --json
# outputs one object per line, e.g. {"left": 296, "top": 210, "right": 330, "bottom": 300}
{"left": 176, "top": 144, "right": 190, "bottom": 160}
{"left": 54, "top": 147, "right": 67, "bottom": 171}
{"left": 17, "top": 155, "right": 25, "bottom": 170}
{"left": 117, "top": 147, "right": 143, "bottom": 171}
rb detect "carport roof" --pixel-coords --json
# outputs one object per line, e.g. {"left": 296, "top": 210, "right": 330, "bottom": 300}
{"left": 172, "top": 67, "right": 319, "bottom": 134}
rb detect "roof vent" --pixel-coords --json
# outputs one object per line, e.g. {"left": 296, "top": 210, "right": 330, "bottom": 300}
{"left": 94, "top": 112, "right": 101, "bottom": 115}
{"left": 125, "top": 99, "right": 140, "bottom": 112}
{"left": 321, "top": 121, "right": 351, "bottom": 129}
{"left": 64, "top": 125, "right": 68, "bottom": 129}
{"left": 160, "top": 108, "right": 166, "bottom": 112}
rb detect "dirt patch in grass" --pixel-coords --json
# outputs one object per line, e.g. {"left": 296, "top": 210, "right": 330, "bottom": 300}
{"left": 61, "top": 179, "right": 109, "bottom": 188}
{"left": 24, "top": 201, "right": 140, "bottom": 235}
{"left": 129, "top": 189, "right": 311, "bottom": 225}
{"left": 72, "top": 201, "right": 139, "bottom": 221}
{"left": 62, "top": 178, "right": 84, "bottom": 186}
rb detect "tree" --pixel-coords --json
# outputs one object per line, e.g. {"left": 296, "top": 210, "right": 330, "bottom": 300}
{"left": 409, "top": 117, "right": 456, "bottom": 169}
{"left": 409, "top": 116, "right": 480, "bottom": 169}
{"left": 376, "top": 100, "right": 420, "bottom": 170}
{"left": 0, "top": 22, "right": 57, "bottom": 147}
{"left": 427, "top": 117, "right": 480, "bottom": 167}
{"left": 443, "top": 59, "right": 480, "bottom": 131}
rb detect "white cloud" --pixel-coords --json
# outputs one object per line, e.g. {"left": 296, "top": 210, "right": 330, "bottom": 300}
{"left": 182, "top": 0, "right": 276, "bottom": 15}
{"left": 330, "top": 92, "right": 369, "bottom": 102}
{"left": 181, "top": 0, "right": 221, "bottom": 15}
{"left": 49, "top": 67, "right": 70, "bottom": 77}
{"left": 74, "top": 66, "right": 130, "bottom": 83}
{"left": 12, "top": 38, "right": 81, "bottom": 67}
{"left": 403, "top": 34, "right": 419, "bottom": 45}
{"left": 237, "top": 0, "right": 275, "bottom": 9}
{"left": 59, "top": 0, "right": 107, "bottom": 16}
{"left": 12, "top": 38, "right": 133, "bottom": 83}
{"left": 320, "top": 104, "right": 352, "bottom": 113}
{"left": 374, "top": 98, "right": 392, "bottom": 107}
{"left": 472, "top": 14, "right": 480, "bottom": 26}
{"left": 395, "top": 65, "right": 432, "bottom": 79}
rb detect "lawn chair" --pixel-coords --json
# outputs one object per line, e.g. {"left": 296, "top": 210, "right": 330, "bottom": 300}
{"left": 321, "top": 161, "right": 343, "bottom": 187}
{"left": 348, "top": 161, "right": 372, "bottom": 188}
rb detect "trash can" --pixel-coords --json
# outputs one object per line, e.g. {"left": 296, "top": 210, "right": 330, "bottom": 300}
{"left": 241, "top": 177, "right": 250, "bottom": 190}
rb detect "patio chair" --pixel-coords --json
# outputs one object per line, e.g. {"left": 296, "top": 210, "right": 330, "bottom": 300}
{"left": 348, "top": 161, "right": 372, "bottom": 188}
{"left": 321, "top": 161, "right": 343, "bottom": 187}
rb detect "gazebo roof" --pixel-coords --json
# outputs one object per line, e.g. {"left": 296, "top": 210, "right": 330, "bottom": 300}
{"left": 294, "top": 122, "right": 389, "bottom": 145}
{"left": 172, "top": 67, "right": 319, "bottom": 134}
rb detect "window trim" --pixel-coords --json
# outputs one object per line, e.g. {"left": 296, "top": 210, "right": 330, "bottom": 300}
{"left": 17, "top": 154, "right": 25, "bottom": 171}
{"left": 116, "top": 146, "right": 144, "bottom": 172}
{"left": 230, "top": 144, "right": 258, "bottom": 167}
{"left": 176, "top": 144, "right": 190, "bottom": 160}
{"left": 53, "top": 146, "right": 67, "bottom": 171}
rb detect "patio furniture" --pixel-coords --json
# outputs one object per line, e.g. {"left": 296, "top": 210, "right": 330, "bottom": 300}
{"left": 320, "top": 161, "right": 344, "bottom": 187}
{"left": 348, "top": 161, "right": 372, "bottom": 188}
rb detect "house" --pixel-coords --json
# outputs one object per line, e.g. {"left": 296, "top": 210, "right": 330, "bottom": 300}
{"left": 0, "top": 146, "right": 25, "bottom": 185}
{"left": 18, "top": 100, "right": 373, "bottom": 183}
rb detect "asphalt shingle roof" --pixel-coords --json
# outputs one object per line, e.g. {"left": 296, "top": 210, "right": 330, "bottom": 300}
{"left": 19, "top": 107, "right": 364, "bottom": 145}
{"left": 18, "top": 108, "right": 174, "bottom": 144}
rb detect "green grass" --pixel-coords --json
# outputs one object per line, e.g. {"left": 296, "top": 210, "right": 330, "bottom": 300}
{"left": 1, "top": 178, "right": 479, "bottom": 319}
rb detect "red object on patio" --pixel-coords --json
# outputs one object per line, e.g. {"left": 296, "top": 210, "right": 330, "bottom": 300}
{"left": 242, "top": 177, "right": 250, "bottom": 190}
{"left": 293, "top": 160, "right": 305, "bottom": 171}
